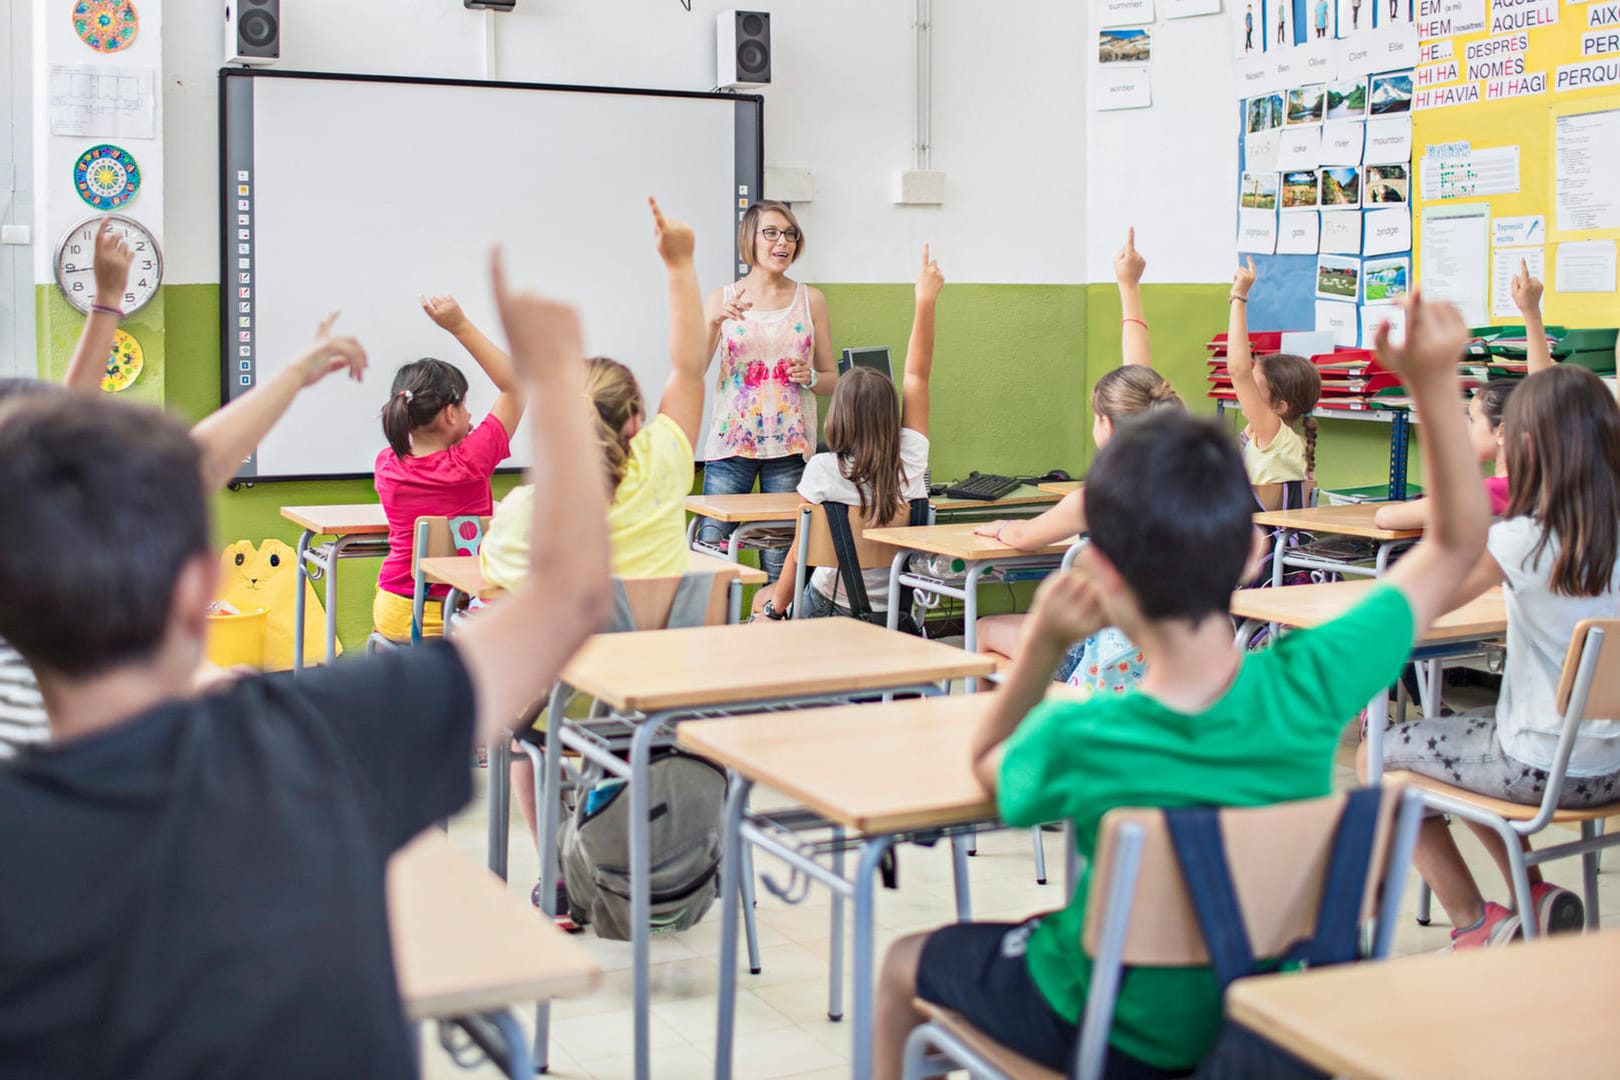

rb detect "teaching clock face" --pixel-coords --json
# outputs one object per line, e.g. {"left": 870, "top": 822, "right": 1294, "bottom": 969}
{"left": 54, "top": 215, "right": 163, "bottom": 316}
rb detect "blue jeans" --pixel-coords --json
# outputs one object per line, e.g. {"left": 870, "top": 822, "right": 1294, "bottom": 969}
{"left": 699, "top": 455, "right": 806, "bottom": 582}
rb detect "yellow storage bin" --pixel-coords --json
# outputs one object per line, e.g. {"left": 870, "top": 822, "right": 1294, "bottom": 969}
{"left": 206, "top": 608, "right": 267, "bottom": 670}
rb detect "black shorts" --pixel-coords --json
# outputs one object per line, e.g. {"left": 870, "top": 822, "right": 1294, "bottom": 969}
{"left": 915, "top": 918, "right": 1179, "bottom": 1078}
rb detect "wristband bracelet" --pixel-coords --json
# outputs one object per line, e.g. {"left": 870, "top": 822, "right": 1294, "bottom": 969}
{"left": 1229, "top": 295, "right": 1249, "bottom": 304}
{"left": 90, "top": 303, "right": 123, "bottom": 318}
{"left": 1121, "top": 317, "right": 1149, "bottom": 329}
{"left": 807, "top": 366, "right": 819, "bottom": 389}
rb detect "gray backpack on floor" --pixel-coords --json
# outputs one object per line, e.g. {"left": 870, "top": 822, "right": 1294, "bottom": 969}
{"left": 558, "top": 751, "right": 728, "bottom": 940}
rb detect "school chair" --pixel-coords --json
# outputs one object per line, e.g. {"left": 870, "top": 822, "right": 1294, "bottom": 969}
{"left": 362, "top": 514, "right": 491, "bottom": 653}
{"left": 901, "top": 783, "right": 1425, "bottom": 1080}
{"left": 1390, "top": 618, "right": 1620, "bottom": 936}
{"left": 1252, "top": 479, "right": 1317, "bottom": 513}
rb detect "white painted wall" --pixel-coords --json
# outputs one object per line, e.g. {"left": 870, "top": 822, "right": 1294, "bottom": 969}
{"left": 1, "top": 0, "right": 35, "bottom": 378}
{"left": 1084, "top": 7, "right": 1239, "bottom": 286}
{"left": 159, "top": 0, "right": 1090, "bottom": 287}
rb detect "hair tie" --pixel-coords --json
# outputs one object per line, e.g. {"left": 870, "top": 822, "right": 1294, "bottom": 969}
{"left": 398, "top": 389, "right": 414, "bottom": 402}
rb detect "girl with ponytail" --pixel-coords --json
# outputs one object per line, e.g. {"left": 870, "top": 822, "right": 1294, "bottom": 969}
{"left": 1227, "top": 257, "right": 1323, "bottom": 486}
{"left": 972, "top": 227, "right": 1182, "bottom": 691}
{"left": 371, "top": 292, "right": 525, "bottom": 642}
{"left": 482, "top": 197, "right": 710, "bottom": 588}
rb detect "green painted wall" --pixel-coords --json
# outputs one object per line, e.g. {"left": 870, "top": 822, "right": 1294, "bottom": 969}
{"left": 48, "top": 280, "right": 1408, "bottom": 651}
{"left": 36, "top": 286, "right": 165, "bottom": 405}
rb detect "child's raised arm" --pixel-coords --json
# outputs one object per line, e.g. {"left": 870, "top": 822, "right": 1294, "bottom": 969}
{"left": 1376, "top": 292, "right": 1491, "bottom": 633}
{"left": 1510, "top": 259, "right": 1552, "bottom": 375}
{"left": 650, "top": 198, "right": 708, "bottom": 448}
{"left": 1227, "top": 256, "right": 1282, "bottom": 446}
{"left": 63, "top": 222, "right": 134, "bottom": 394}
{"left": 452, "top": 251, "right": 611, "bottom": 748}
{"left": 1115, "top": 228, "right": 1150, "bottom": 368}
{"left": 189, "top": 312, "right": 367, "bottom": 491}
{"left": 420, "top": 293, "right": 524, "bottom": 437}
{"left": 901, "top": 243, "right": 943, "bottom": 439}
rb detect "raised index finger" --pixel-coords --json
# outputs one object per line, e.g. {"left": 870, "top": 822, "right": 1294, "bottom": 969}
{"left": 649, "top": 196, "right": 666, "bottom": 230}
{"left": 490, "top": 246, "right": 511, "bottom": 309}
{"left": 1126, "top": 226, "right": 1136, "bottom": 250}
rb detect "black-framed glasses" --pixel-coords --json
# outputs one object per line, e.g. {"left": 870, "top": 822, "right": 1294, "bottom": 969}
{"left": 758, "top": 226, "right": 800, "bottom": 243}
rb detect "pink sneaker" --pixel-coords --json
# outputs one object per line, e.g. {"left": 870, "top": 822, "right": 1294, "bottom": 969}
{"left": 1529, "top": 882, "right": 1585, "bottom": 935}
{"left": 1450, "top": 901, "right": 1521, "bottom": 949}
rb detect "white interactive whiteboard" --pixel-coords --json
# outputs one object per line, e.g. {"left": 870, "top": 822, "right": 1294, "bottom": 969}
{"left": 221, "top": 69, "right": 762, "bottom": 480}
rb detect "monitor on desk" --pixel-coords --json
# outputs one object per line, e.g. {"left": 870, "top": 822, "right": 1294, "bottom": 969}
{"left": 838, "top": 346, "right": 893, "bottom": 379}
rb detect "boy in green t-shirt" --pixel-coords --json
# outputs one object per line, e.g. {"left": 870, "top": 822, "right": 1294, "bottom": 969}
{"left": 875, "top": 291, "right": 1490, "bottom": 1078}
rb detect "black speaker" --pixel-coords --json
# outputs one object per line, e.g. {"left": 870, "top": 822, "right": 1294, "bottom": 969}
{"left": 225, "top": 0, "right": 279, "bottom": 65}
{"left": 716, "top": 10, "right": 770, "bottom": 89}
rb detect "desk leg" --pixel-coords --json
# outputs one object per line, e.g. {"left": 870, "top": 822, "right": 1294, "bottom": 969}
{"left": 728, "top": 580, "right": 742, "bottom": 625}
{"left": 885, "top": 553, "right": 905, "bottom": 633}
{"left": 293, "top": 529, "right": 314, "bottom": 673}
{"left": 1271, "top": 526, "right": 1289, "bottom": 588}
{"left": 1365, "top": 686, "right": 1389, "bottom": 784}
{"left": 487, "top": 734, "right": 511, "bottom": 880}
{"left": 442, "top": 588, "right": 465, "bottom": 637}
{"left": 963, "top": 564, "right": 986, "bottom": 693}
{"left": 852, "top": 835, "right": 898, "bottom": 1080}
{"left": 715, "top": 775, "right": 755, "bottom": 1080}
{"left": 533, "top": 682, "right": 570, "bottom": 1072}
{"left": 628, "top": 717, "right": 664, "bottom": 1080}
{"left": 828, "top": 826, "right": 846, "bottom": 1023}
{"left": 323, "top": 536, "right": 345, "bottom": 665}
{"left": 685, "top": 516, "right": 698, "bottom": 548}
{"left": 951, "top": 833, "right": 972, "bottom": 921}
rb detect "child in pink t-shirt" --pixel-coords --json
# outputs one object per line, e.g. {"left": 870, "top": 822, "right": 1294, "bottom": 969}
{"left": 372, "top": 295, "right": 524, "bottom": 642}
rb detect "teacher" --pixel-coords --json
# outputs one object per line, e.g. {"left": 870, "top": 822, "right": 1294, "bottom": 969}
{"left": 697, "top": 200, "right": 836, "bottom": 580}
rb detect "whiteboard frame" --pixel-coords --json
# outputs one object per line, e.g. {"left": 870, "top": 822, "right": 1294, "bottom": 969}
{"left": 217, "top": 67, "right": 764, "bottom": 483}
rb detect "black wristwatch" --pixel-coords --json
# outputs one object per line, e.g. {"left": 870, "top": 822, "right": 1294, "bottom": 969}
{"left": 762, "top": 598, "right": 790, "bottom": 620}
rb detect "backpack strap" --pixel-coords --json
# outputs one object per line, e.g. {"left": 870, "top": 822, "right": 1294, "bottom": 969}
{"left": 822, "top": 502, "right": 875, "bottom": 619}
{"left": 1165, "top": 808, "right": 1257, "bottom": 994}
{"left": 1299, "top": 786, "right": 1382, "bottom": 968}
{"left": 1167, "top": 790, "right": 1385, "bottom": 993}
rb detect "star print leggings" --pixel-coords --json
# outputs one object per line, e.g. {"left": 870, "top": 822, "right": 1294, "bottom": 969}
{"left": 1381, "top": 708, "right": 1620, "bottom": 809}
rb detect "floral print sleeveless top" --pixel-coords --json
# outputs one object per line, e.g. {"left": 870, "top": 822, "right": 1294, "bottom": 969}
{"left": 703, "top": 282, "right": 816, "bottom": 462}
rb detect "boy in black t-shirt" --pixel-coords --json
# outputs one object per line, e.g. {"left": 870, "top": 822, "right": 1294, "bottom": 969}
{"left": 0, "top": 253, "right": 610, "bottom": 1079}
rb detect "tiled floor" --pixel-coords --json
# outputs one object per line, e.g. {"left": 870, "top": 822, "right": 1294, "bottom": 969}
{"left": 421, "top": 736, "right": 1620, "bottom": 1080}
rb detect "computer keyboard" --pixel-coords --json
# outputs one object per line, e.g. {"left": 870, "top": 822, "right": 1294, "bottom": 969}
{"left": 942, "top": 472, "right": 1022, "bottom": 501}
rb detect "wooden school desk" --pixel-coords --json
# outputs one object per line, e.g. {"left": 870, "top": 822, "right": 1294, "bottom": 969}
{"left": 1230, "top": 580, "right": 1506, "bottom": 781}
{"left": 685, "top": 491, "right": 803, "bottom": 560}
{"left": 280, "top": 503, "right": 390, "bottom": 670}
{"left": 864, "top": 522, "right": 1078, "bottom": 674}
{"left": 1226, "top": 929, "right": 1620, "bottom": 1080}
{"left": 1253, "top": 502, "right": 1422, "bottom": 587}
{"left": 678, "top": 693, "right": 1003, "bottom": 1080}
{"left": 1037, "top": 480, "right": 1083, "bottom": 496}
{"left": 932, "top": 484, "right": 1060, "bottom": 518}
{"left": 420, "top": 550, "right": 766, "bottom": 626}
{"left": 389, "top": 831, "right": 599, "bottom": 1079}
{"left": 528, "top": 617, "right": 994, "bottom": 1080}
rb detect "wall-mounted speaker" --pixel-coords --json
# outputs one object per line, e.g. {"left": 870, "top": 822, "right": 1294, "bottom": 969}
{"left": 716, "top": 10, "right": 770, "bottom": 89}
{"left": 225, "top": 0, "right": 279, "bottom": 65}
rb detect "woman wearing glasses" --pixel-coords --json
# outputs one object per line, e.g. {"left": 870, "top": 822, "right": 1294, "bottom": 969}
{"left": 696, "top": 200, "right": 837, "bottom": 580}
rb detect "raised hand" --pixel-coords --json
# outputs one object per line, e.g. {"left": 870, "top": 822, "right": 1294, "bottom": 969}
{"left": 650, "top": 196, "right": 696, "bottom": 265}
{"left": 916, "top": 242, "right": 944, "bottom": 304}
{"left": 490, "top": 247, "right": 584, "bottom": 378}
{"left": 714, "top": 286, "right": 751, "bottom": 328}
{"left": 1510, "top": 259, "right": 1543, "bottom": 315}
{"left": 1113, "top": 227, "right": 1146, "bottom": 286}
{"left": 1374, "top": 289, "right": 1467, "bottom": 383}
{"left": 293, "top": 311, "right": 368, "bottom": 386}
{"left": 420, "top": 293, "right": 470, "bottom": 335}
{"left": 1231, "top": 256, "right": 1258, "bottom": 300}
{"left": 93, "top": 220, "right": 134, "bottom": 307}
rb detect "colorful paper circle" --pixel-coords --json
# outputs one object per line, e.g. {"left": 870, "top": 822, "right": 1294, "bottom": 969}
{"left": 73, "top": 0, "right": 139, "bottom": 54}
{"left": 101, "top": 330, "right": 144, "bottom": 394}
{"left": 74, "top": 145, "right": 141, "bottom": 210}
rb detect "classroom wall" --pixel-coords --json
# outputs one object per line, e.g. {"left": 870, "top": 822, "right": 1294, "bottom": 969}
{"left": 27, "top": 0, "right": 1406, "bottom": 651}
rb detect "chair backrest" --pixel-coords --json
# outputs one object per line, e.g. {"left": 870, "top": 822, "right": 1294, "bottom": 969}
{"left": 1252, "top": 480, "right": 1318, "bottom": 513}
{"left": 613, "top": 571, "right": 732, "bottom": 631}
{"left": 797, "top": 502, "right": 913, "bottom": 571}
{"left": 1082, "top": 784, "right": 1407, "bottom": 966}
{"left": 412, "top": 515, "right": 493, "bottom": 574}
{"left": 1555, "top": 619, "right": 1620, "bottom": 722}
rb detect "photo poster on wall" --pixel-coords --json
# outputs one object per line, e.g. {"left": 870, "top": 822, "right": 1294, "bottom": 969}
{"left": 1234, "top": 69, "right": 1413, "bottom": 346}
{"left": 1408, "top": 0, "right": 1620, "bottom": 330}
